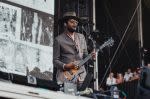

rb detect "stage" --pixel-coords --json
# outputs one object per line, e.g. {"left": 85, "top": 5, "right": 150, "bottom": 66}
{"left": 0, "top": 80, "right": 92, "bottom": 99}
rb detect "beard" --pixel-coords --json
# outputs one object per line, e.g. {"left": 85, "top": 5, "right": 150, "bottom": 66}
{"left": 67, "top": 27, "right": 76, "bottom": 33}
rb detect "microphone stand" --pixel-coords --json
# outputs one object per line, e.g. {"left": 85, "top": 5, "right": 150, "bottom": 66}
{"left": 81, "top": 25, "right": 99, "bottom": 91}
{"left": 89, "top": 36, "right": 99, "bottom": 91}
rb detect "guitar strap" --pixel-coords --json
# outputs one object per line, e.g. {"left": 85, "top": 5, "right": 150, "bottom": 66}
{"left": 74, "top": 33, "right": 82, "bottom": 58}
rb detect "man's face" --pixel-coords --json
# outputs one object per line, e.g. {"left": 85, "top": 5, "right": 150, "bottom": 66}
{"left": 110, "top": 73, "right": 114, "bottom": 77}
{"left": 66, "top": 19, "right": 78, "bottom": 32}
{"left": 127, "top": 69, "right": 131, "bottom": 73}
{"left": 148, "top": 63, "right": 150, "bottom": 68}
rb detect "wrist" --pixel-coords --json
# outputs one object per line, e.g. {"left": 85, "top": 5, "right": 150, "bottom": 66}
{"left": 63, "top": 64, "right": 66, "bottom": 70}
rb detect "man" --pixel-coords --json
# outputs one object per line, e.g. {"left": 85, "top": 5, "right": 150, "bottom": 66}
{"left": 106, "top": 72, "right": 116, "bottom": 86}
{"left": 124, "top": 68, "right": 133, "bottom": 82}
{"left": 137, "top": 63, "right": 150, "bottom": 99}
{"left": 53, "top": 11, "right": 89, "bottom": 86}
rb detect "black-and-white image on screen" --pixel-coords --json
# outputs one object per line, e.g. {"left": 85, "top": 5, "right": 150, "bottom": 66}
{"left": 0, "top": 1, "right": 54, "bottom": 80}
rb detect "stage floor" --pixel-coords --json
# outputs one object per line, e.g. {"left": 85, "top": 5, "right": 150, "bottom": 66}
{"left": 0, "top": 80, "right": 92, "bottom": 99}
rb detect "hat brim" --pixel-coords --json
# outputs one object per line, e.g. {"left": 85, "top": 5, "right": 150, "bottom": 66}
{"left": 63, "top": 16, "right": 80, "bottom": 22}
{"left": 58, "top": 16, "right": 80, "bottom": 25}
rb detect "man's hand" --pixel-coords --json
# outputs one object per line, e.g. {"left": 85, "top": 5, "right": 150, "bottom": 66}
{"left": 64, "top": 62, "right": 77, "bottom": 70}
{"left": 91, "top": 50, "right": 96, "bottom": 60}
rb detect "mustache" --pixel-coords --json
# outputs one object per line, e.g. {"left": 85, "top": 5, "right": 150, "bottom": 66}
{"left": 67, "top": 27, "right": 76, "bottom": 33}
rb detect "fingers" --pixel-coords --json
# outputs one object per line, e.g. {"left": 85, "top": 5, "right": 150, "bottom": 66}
{"left": 91, "top": 51, "right": 96, "bottom": 60}
{"left": 65, "top": 63, "right": 75, "bottom": 69}
{"left": 65, "top": 62, "right": 78, "bottom": 69}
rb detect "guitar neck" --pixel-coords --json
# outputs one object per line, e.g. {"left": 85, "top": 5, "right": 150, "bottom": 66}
{"left": 78, "top": 53, "right": 93, "bottom": 67}
{"left": 77, "top": 38, "right": 114, "bottom": 67}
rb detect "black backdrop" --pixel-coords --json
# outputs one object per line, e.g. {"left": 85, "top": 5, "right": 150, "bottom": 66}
{"left": 95, "top": 0, "right": 141, "bottom": 87}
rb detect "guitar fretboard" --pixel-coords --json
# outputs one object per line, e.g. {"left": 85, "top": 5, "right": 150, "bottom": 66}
{"left": 77, "top": 37, "right": 114, "bottom": 67}
{"left": 78, "top": 54, "right": 92, "bottom": 67}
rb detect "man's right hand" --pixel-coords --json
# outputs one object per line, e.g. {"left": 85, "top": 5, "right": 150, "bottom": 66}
{"left": 64, "top": 62, "right": 76, "bottom": 70}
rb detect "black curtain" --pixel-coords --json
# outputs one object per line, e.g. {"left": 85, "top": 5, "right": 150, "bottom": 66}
{"left": 96, "top": 0, "right": 141, "bottom": 87}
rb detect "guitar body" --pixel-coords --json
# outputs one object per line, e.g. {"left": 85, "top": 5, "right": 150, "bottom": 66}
{"left": 63, "top": 66, "right": 85, "bottom": 82}
{"left": 64, "top": 68, "right": 78, "bottom": 81}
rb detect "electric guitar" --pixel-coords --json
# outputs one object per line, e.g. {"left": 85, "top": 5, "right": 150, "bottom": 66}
{"left": 63, "top": 38, "right": 114, "bottom": 82}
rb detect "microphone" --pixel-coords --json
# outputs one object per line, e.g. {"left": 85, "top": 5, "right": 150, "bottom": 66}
{"left": 76, "top": 88, "right": 93, "bottom": 96}
{"left": 79, "top": 17, "right": 94, "bottom": 26}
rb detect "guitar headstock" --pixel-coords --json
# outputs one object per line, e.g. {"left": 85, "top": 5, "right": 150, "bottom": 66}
{"left": 100, "top": 37, "right": 114, "bottom": 50}
{"left": 105, "top": 37, "right": 114, "bottom": 47}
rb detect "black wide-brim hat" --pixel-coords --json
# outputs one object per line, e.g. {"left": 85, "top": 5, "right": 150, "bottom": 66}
{"left": 59, "top": 11, "right": 80, "bottom": 24}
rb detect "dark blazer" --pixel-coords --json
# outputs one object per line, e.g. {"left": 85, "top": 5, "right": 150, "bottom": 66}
{"left": 53, "top": 32, "right": 88, "bottom": 84}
